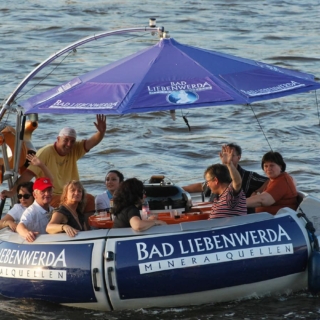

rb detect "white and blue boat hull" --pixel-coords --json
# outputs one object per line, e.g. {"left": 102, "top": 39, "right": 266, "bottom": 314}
{"left": 0, "top": 201, "right": 317, "bottom": 311}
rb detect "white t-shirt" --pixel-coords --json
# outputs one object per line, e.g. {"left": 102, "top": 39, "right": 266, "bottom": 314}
{"left": 20, "top": 201, "right": 53, "bottom": 234}
{"left": 95, "top": 192, "right": 111, "bottom": 211}
{"left": 6, "top": 203, "right": 26, "bottom": 223}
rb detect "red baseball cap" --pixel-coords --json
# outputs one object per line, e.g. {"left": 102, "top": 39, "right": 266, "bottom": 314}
{"left": 33, "top": 177, "right": 53, "bottom": 191}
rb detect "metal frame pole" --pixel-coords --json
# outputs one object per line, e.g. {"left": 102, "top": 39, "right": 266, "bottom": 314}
{"left": 0, "top": 20, "right": 163, "bottom": 122}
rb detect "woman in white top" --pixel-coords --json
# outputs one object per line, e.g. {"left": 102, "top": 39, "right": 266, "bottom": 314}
{"left": 95, "top": 170, "right": 124, "bottom": 212}
{"left": 0, "top": 181, "right": 34, "bottom": 231}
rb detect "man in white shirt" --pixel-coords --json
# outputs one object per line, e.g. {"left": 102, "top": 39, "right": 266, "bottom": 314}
{"left": 17, "top": 177, "right": 54, "bottom": 242}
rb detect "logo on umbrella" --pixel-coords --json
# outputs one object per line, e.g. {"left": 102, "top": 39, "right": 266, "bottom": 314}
{"left": 167, "top": 90, "right": 199, "bottom": 104}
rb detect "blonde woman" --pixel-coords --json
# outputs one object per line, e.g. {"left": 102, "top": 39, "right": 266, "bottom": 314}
{"left": 46, "top": 180, "right": 87, "bottom": 237}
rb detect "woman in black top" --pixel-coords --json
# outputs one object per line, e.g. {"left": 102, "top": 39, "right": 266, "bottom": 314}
{"left": 46, "top": 180, "right": 87, "bottom": 237}
{"left": 113, "top": 178, "right": 166, "bottom": 231}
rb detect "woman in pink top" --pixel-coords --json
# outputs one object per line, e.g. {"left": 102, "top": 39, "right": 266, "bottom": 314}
{"left": 246, "top": 151, "right": 298, "bottom": 215}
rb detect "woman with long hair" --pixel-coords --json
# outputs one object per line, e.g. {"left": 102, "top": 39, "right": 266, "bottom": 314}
{"left": 112, "top": 178, "right": 166, "bottom": 231}
{"left": 95, "top": 170, "right": 124, "bottom": 212}
{"left": 46, "top": 180, "right": 87, "bottom": 237}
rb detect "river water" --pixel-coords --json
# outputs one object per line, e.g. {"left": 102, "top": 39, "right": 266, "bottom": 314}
{"left": 1, "top": 0, "right": 320, "bottom": 319}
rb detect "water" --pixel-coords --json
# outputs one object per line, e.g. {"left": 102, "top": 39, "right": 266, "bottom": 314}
{"left": 1, "top": 0, "right": 320, "bottom": 318}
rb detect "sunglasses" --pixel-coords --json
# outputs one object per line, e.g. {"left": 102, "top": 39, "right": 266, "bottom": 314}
{"left": 17, "top": 194, "right": 32, "bottom": 200}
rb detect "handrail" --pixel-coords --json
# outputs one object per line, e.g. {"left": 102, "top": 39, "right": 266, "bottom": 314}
{"left": 0, "top": 19, "right": 164, "bottom": 122}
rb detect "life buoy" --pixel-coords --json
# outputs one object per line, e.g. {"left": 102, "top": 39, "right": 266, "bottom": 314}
{"left": 0, "top": 120, "right": 38, "bottom": 184}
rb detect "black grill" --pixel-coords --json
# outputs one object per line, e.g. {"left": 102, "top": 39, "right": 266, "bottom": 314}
{"left": 144, "top": 184, "right": 192, "bottom": 211}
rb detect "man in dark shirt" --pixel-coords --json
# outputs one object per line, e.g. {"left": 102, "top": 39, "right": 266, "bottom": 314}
{"left": 183, "top": 143, "right": 268, "bottom": 212}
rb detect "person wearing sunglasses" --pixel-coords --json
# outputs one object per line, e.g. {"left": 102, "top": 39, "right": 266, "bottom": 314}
{"left": 0, "top": 154, "right": 52, "bottom": 232}
{"left": 0, "top": 182, "right": 34, "bottom": 231}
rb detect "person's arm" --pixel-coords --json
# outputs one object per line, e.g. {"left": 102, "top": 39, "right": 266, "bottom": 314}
{"left": 250, "top": 180, "right": 269, "bottom": 196}
{"left": 84, "top": 114, "right": 107, "bottom": 151}
{"left": 46, "top": 211, "right": 78, "bottom": 237}
{"left": 0, "top": 215, "right": 17, "bottom": 231}
{"left": 129, "top": 216, "right": 166, "bottom": 232}
{"left": 1, "top": 170, "right": 35, "bottom": 199}
{"left": 248, "top": 173, "right": 295, "bottom": 208}
{"left": 16, "top": 222, "right": 38, "bottom": 242}
{"left": 227, "top": 162, "right": 242, "bottom": 192}
{"left": 26, "top": 154, "right": 54, "bottom": 183}
{"left": 182, "top": 182, "right": 203, "bottom": 193}
{"left": 246, "top": 192, "right": 275, "bottom": 208}
{"left": 221, "top": 145, "right": 242, "bottom": 192}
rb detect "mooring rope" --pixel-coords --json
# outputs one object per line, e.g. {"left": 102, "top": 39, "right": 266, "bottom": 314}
{"left": 249, "top": 104, "right": 273, "bottom": 152}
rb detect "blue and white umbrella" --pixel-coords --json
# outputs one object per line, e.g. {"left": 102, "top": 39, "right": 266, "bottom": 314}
{"left": 20, "top": 38, "right": 320, "bottom": 115}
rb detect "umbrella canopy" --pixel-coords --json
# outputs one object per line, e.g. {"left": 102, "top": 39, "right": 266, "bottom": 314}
{"left": 21, "top": 38, "right": 320, "bottom": 115}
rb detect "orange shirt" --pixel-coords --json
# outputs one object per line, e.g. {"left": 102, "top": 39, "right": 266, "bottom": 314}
{"left": 255, "top": 172, "right": 298, "bottom": 215}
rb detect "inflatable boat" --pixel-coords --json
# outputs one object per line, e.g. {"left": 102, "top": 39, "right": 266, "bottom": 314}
{"left": 0, "top": 181, "right": 320, "bottom": 311}
{"left": 1, "top": 20, "right": 320, "bottom": 311}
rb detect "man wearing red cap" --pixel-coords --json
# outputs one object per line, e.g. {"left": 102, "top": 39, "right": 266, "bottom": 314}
{"left": 17, "top": 177, "right": 54, "bottom": 242}
{"left": 2, "top": 115, "right": 106, "bottom": 215}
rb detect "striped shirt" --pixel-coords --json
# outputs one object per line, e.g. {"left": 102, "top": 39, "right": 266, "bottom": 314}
{"left": 206, "top": 165, "right": 268, "bottom": 214}
{"left": 209, "top": 183, "right": 247, "bottom": 219}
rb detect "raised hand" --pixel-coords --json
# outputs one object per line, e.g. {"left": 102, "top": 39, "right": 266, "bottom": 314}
{"left": 220, "top": 145, "right": 233, "bottom": 166}
{"left": 94, "top": 114, "right": 107, "bottom": 134}
{"left": 26, "top": 153, "right": 41, "bottom": 167}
